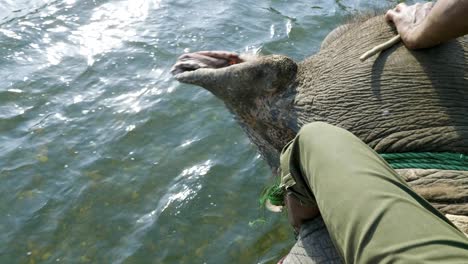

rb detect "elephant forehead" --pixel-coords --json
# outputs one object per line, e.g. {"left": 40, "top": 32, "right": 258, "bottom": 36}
{"left": 290, "top": 21, "right": 468, "bottom": 153}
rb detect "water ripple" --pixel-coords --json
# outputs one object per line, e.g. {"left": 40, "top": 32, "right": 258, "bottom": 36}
{"left": 68, "top": 0, "right": 160, "bottom": 65}
{"left": 0, "top": 0, "right": 402, "bottom": 263}
{"left": 110, "top": 159, "right": 212, "bottom": 263}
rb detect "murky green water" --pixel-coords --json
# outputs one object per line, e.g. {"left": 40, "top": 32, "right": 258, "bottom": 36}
{"left": 1, "top": 0, "right": 406, "bottom": 263}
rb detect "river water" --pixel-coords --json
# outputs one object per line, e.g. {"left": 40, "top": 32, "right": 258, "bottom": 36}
{"left": 1, "top": 0, "right": 406, "bottom": 263}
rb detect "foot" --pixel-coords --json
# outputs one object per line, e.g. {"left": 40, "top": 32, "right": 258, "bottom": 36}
{"left": 285, "top": 192, "right": 320, "bottom": 234}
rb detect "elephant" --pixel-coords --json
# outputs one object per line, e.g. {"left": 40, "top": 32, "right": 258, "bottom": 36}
{"left": 171, "top": 14, "right": 468, "bottom": 263}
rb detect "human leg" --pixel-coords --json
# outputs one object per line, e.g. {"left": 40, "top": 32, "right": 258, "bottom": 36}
{"left": 280, "top": 122, "right": 468, "bottom": 263}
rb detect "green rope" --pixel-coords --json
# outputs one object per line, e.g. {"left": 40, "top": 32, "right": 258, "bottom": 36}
{"left": 380, "top": 152, "right": 467, "bottom": 161}
{"left": 381, "top": 152, "right": 468, "bottom": 171}
{"left": 260, "top": 152, "right": 468, "bottom": 208}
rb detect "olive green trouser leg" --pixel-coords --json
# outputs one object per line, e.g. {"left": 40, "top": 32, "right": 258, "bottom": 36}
{"left": 280, "top": 122, "right": 468, "bottom": 264}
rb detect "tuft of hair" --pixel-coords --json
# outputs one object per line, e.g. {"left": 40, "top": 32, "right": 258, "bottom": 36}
{"left": 343, "top": 8, "right": 388, "bottom": 25}
{"left": 321, "top": 7, "right": 396, "bottom": 50}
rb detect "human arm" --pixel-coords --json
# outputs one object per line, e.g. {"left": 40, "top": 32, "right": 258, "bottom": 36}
{"left": 385, "top": 0, "right": 468, "bottom": 49}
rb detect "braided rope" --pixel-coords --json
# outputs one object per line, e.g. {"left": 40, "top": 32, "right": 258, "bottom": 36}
{"left": 381, "top": 152, "right": 468, "bottom": 171}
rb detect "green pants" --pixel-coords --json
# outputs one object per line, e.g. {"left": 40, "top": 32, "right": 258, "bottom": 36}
{"left": 280, "top": 122, "right": 468, "bottom": 263}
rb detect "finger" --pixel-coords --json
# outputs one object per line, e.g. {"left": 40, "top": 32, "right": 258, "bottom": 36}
{"left": 395, "top": 2, "right": 407, "bottom": 12}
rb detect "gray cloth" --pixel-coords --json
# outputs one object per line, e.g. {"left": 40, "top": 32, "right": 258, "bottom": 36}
{"left": 283, "top": 217, "right": 341, "bottom": 264}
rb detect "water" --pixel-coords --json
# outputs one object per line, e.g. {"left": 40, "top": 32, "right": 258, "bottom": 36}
{"left": 0, "top": 0, "right": 403, "bottom": 263}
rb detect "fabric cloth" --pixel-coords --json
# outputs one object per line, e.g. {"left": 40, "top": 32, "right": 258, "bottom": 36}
{"left": 280, "top": 122, "right": 468, "bottom": 263}
{"left": 282, "top": 216, "right": 342, "bottom": 264}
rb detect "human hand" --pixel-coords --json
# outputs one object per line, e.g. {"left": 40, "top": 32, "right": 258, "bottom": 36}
{"left": 385, "top": 2, "right": 434, "bottom": 49}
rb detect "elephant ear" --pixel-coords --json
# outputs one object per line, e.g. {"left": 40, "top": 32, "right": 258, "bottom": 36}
{"left": 321, "top": 23, "right": 355, "bottom": 50}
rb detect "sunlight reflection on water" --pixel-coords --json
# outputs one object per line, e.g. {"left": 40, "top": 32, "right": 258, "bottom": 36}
{"left": 69, "top": 0, "right": 161, "bottom": 65}
{"left": 0, "top": 0, "right": 403, "bottom": 263}
{"left": 103, "top": 87, "right": 148, "bottom": 113}
{"left": 109, "top": 159, "right": 213, "bottom": 262}
{"left": 139, "top": 160, "right": 212, "bottom": 225}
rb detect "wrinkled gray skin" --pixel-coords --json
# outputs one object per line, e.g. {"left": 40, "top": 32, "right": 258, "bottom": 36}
{"left": 172, "top": 14, "right": 468, "bottom": 255}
